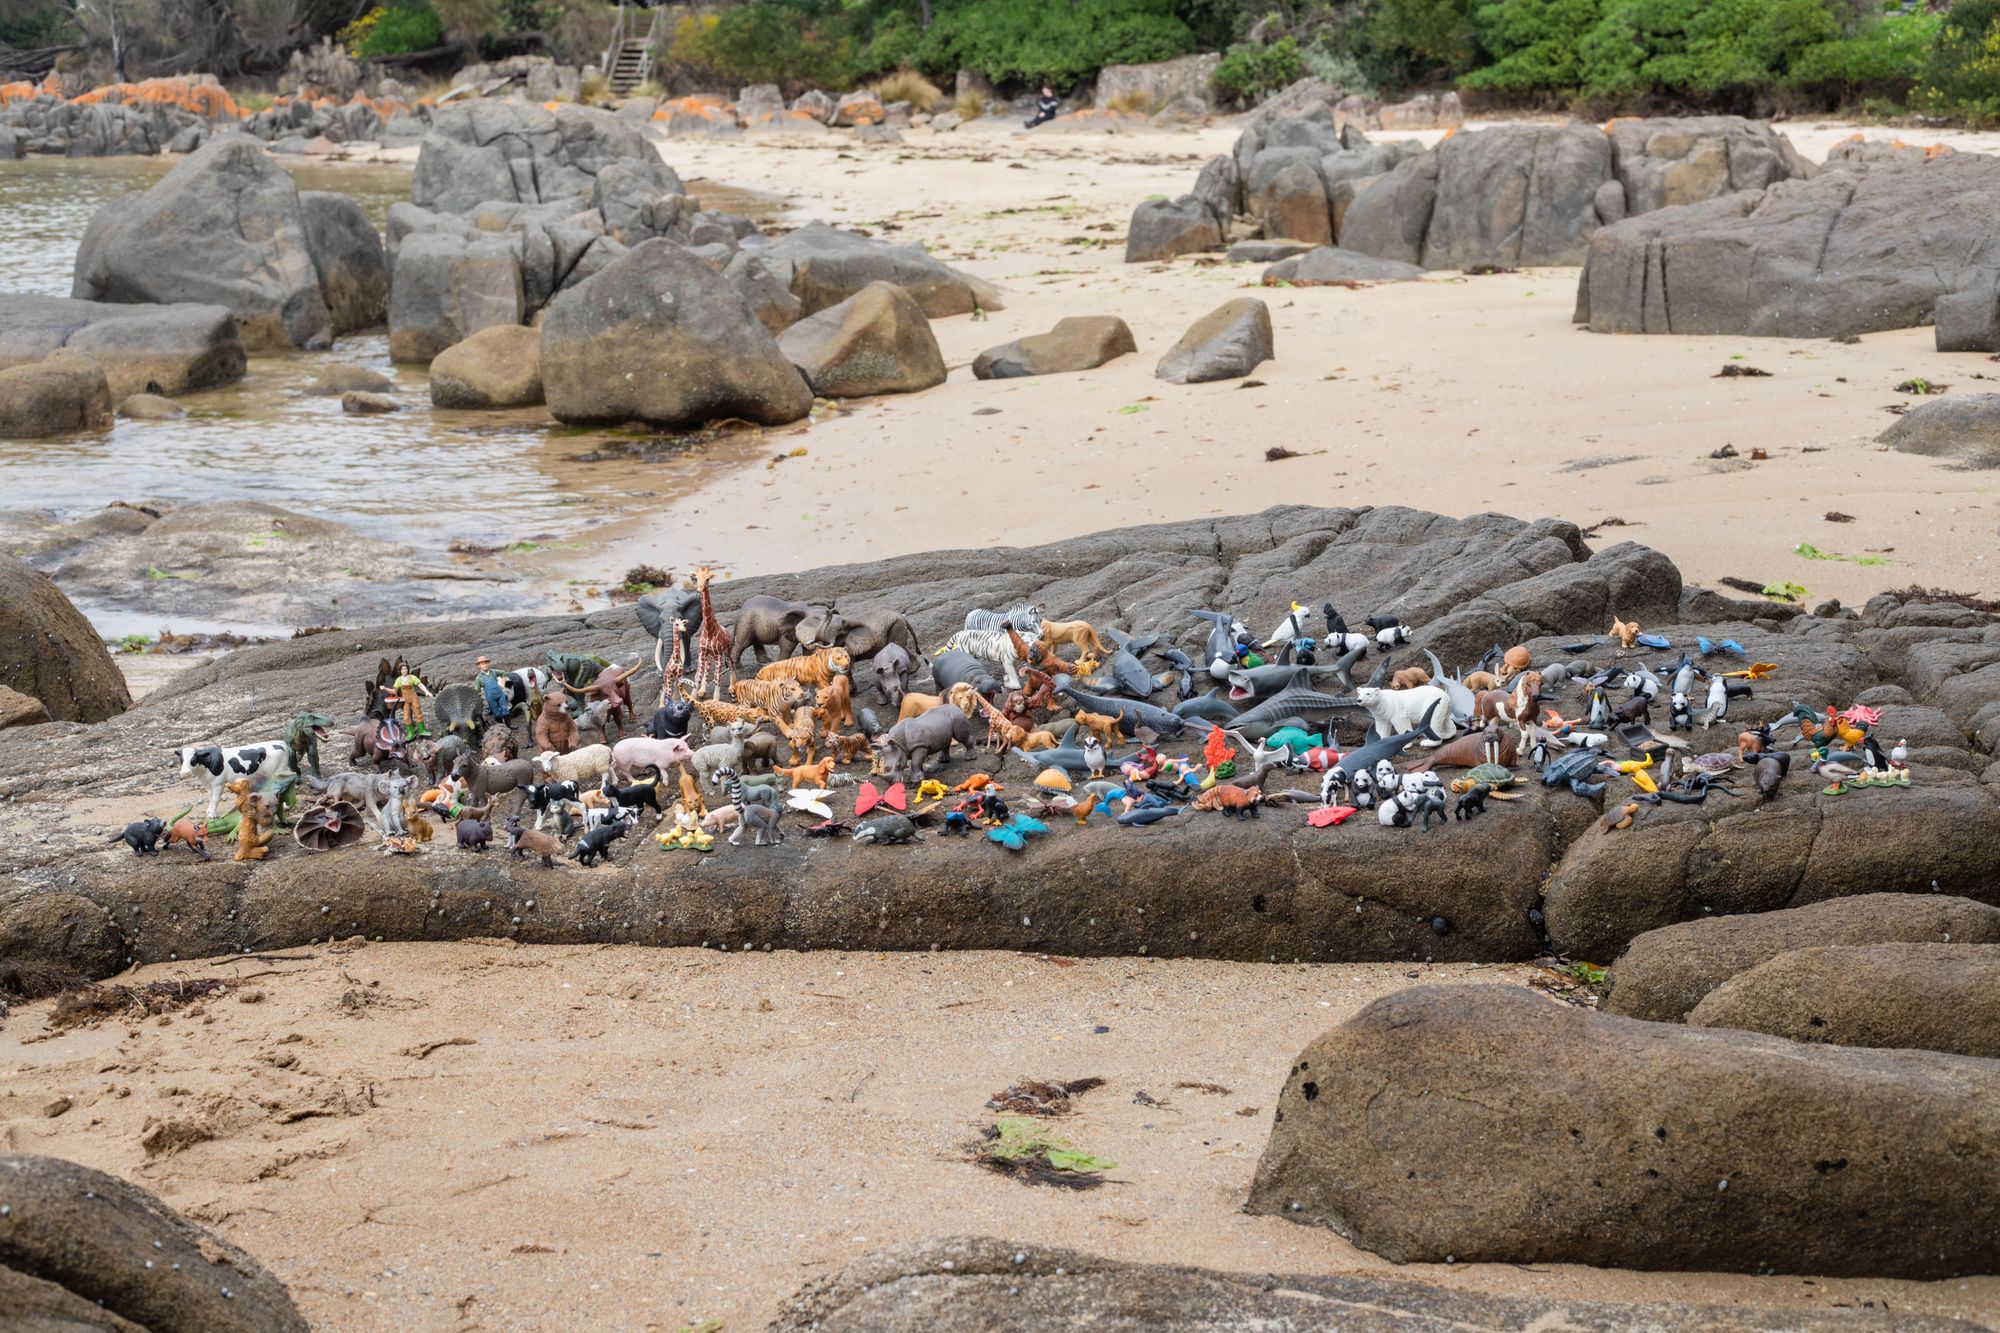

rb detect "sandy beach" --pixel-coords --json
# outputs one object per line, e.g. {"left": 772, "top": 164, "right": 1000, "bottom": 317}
{"left": 4, "top": 944, "right": 1996, "bottom": 1330}
{"left": 498, "top": 115, "right": 2000, "bottom": 613}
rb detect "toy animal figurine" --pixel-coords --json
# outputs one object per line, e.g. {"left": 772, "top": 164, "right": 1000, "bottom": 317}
{"left": 1453, "top": 783, "right": 1492, "bottom": 819}
{"left": 1610, "top": 616, "right": 1641, "bottom": 650}
{"left": 875, "top": 707, "right": 974, "bottom": 783}
{"left": 1056, "top": 678, "right": 1187, "bottom": 740}
{"left": 1037, "top": 619, "right": 1112, "bottom": 658}
{"left": 282, "top": 713, "right": 335, "bottom": 778}
{"left": 1390, "top": 666, "right": 1432, "bottom": 691}
{"left": 375, "top": 775, "right": 414, "bottom": 840}
{"left": 560, "top": 664, "right": 640, "bottom": 739}
{"left": 111, "top": 817, "right": 165, "bottom": 855}
{"left": 804, "top": 605, "right": 921, "bottom": 671}
{"left": 965, "top": 602, "right": 1043, "bottom": 636}
{"left": 572, "top": 818, "right": 630, "bottom": 866}
{"left": 1192, "top": 784, "right": 1262, "bottom": 818}
{"left": 812, "top": 673, "right": 857, "bottom": 735}
{"left": 732, "top": 595, "right": 840, "bottom": 666}
{"left": 689, "top": 720, "right": 754, "bottom": 788}
{"left": 775, "top": 756, "right": 836, "bottom": 789}
{"left": 348, "top": 718, "right": 409, "bottom": 767}
{"left": 688, "top": 566, "right": 736, "bottom": 701}
{"left": 852, "top": 814, "right": 921, "bottom": 844}
{"left": 597, "top": 774, "right": 665, "bottom": 820}
{"left": 636, "top": 583, "right": 704, "bottom": 680}
{"left": 156, "top": 816, "right": 207, "bottom": 859}
{"left": 455, "top": 816, "right": 492, "bottom": 851}
{"left": 648, "top": 693, "right": 697, "bottom": 741}
{"left": 1475, "top": 672, "right": 1542, "bottom": 728}
{"left": 481, "top": 721, "right": 520, "bottom": 760}
{"left": 731, "top": 676, "right": 808, "bottom": 715}
{"left": 782, "top": 704, "right": 818, "bottom": 764}
{"left": 932, "top": 649, "right": 1002, "bottom": 701}
{"left": 1669, "top": 692, "right": 1694, "bottom": 732}
{"left": 934, "top": 628, "right": 1025, "bottom": 690}
{"left": 226, "top": 779, "right": 277, "bottom": 862}
{"left": 1074, "top": 709, "right": 1125, "bottom": 750}
{"left": 176, "top": 741, "right": 293, "bottom": 819}
{"left": 1355, "top": 685, "right": 1458, "bottom": 745}
{"left": 827, "top": 731, "right": 875, "bottom": 765}
{"left": 1380, "top": 779, "right": 1448, "bottom": 830}
{"left": 693, "top": 698, "right": 771, "bottom": 731}
{"left": 610, "top": 735, "right": 697, "bottom": 785}
{"left": 1408, "top": 722, "right": 1518, "bottom": 772}
{"left": 1889, "top": 738, "right": 1910, "bottom": 770}
{"left": 453, "top": 754, "right": 539, "bottom": 808}
{"left": 535, "top": 698, "right": 581, "bottom": 754}
{"left": 714, "top": 766, "right": 785, "bottom": 845}
{"left": 868, "top": 642, "right": 915, "bottom": 707}
{"left": 501, "top": 816, "right": 558, "bottom": 866}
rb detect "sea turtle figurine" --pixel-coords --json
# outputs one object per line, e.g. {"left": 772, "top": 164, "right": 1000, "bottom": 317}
{"left": 1541, "top": 748, "right": 1607, "bottom": 797}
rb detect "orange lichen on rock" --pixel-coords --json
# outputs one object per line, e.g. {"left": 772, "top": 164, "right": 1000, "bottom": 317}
{"left": 0, "top": 81, "right": 38, "bottom": 106}
{"left": 69, "top": 79, "right": 244, "bottom": 119}
{"left": 655, "top": 96, "right": 733, "bottom": 122}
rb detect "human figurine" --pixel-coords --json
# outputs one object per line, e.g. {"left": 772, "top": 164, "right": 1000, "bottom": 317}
{"left": 393, "top": 665, "right": 434, "bottom": 735}
{"left": 1024, "top": 84, "right": 1060, "bottom": 129}
{"left": 474, "top": 656, "right": 510, "bottom": 724}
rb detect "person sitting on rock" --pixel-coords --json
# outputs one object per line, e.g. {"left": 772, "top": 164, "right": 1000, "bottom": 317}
{"left": 1025, "top": 86, "right": 1060, "bottom": 129}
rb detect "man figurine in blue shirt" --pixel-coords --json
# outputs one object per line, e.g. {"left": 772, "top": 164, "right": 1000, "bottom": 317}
{"left": 474, "top": 655, "right": 511, "bottom": 725}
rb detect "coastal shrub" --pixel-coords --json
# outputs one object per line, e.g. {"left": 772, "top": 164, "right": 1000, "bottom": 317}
{"left": 1786, "top": 11, "right": 1937, "bottom": 105}
{"left": 1576, "top": 0, "right": 1838, "bottom": 97}
{"left": 1302, "top": 44, "right": 1377, "bottom": 96}
{"left": 872, "top": 66, "right": 943, "bottom": 111}
{"left": 1915, "top": 0, "right": 2000, "bottom": 125}
{"left": 1461, "top": 0, "right": 1598, "bottom": 92}
{"left": 1366, "top": 0, "right": 1480, "bottom": 80}
{"left": 952, "top": 87, "right": 990, "bottom": 118}
{"left": 1213, "top": 36, "right": 1306, "bottom": 103}
{"left": 866, "top": 0, "right": 1195, "bottom": 87}
{"left": 671, "top": 1, "right": 864, "bottom": 88}
{"left": 340, "top": 1, "right": 446, "bottom": 58}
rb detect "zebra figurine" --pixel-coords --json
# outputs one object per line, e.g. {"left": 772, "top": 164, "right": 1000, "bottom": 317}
{"left": 964, "top": 602, "right": 1044, "bottom": 637}
{"left": 715, "top": 766, "right": 784, "bottom": 846}
{"left": 933, "top": 628, "right": 1025, "bottom": 689}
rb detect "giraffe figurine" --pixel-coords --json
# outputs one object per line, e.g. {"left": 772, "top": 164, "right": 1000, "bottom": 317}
{"left": 690, "top": 567, "right": 735, "bottom": 701}
{"left": 658, "top": 617, "right": 689, "bottom": 708}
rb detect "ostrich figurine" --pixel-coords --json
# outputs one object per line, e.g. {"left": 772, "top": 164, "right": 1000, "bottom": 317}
{"left": 690, "top": 567, "right": 735, "bottom": 701}
{"left": 658, "top": 617, "right": 689, "bottom": 708}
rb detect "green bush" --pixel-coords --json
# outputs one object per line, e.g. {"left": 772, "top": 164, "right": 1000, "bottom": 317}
{"left": 871, "top": 0, "right": 1195, "bottom": 87}
{"left": 673, "top": 0, "right": 865, "bottom": 87}
{"left": 1303, "top": 44, "right": 1377, "bottom": 96}
{"left": 0, "top": 0, "right": 77, "bottom": 47}
{"left": 1367, "top": 0, "right": 1479, "bottom": 80}
{"left": 1787, "top": 11, "right": 1937, "bottom": 104}
{"left": 1462, "top": 0, "right": 1598, "bottom": 92}
{"left": 1577, "top": 0, "right": 1837, "bottom": 97}
{"left": 1915, "top": 0, "right": 2000, "bottom": 125}
{"left": 341, "top": 2, "right": 447, "bottom": 58}
{"left": 1214, "top": 36, "right": 1307, "bottom": 103}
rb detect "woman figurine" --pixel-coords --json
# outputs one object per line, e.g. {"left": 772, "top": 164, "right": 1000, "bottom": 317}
{"left": 393, "top": 666, "right": 434, "bottom": 736}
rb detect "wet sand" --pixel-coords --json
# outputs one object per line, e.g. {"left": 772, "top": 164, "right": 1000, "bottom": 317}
{"left": 558, "top": 117, "right": 2000, "bottom": 611}
{"left": 5, "top": 943, "right": 1997, "bottom": 1330}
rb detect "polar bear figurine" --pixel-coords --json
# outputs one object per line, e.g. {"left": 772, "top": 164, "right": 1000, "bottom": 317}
{"left": 1355, "top": 684, "right": 1458, "bottom": 746}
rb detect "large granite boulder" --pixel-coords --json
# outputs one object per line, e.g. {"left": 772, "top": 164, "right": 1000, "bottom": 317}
{"left": 772, "top": 1235, "right": 1942, "bottom": 1331}
{"left": 1263, "top": 246, "right": 1424, "bottom": 283}
{"left": 428, "top": 322, "right": 543, "bottom": 409}
{"left": 1878, "top": 394, "right": 2000, "bottom": 470}
{"left": 410, "top": 100, "right": 682, "bottom": 214}
{"left": 1155, "top": 297, "right": 1272, "bottom": 384}
{"left": 0, "top": 350, "right": 114, "bottom": 439}
{"left": 1342, "top": 124, "right": 1610, "bottom": 269}
{"left": 1543, "top": 768, "right": 2000, "bottom": 962}
{"left": 1688, "top": 942, "right": 2000, "bottom": 1056}
{"left": 299, "top": 190, "right": 388, "bottom": 335}
{"left": 776, "top": 280, "right": 946, "bottom": 398}
{"left": 0, "top": 553, "right": 129, "bottom": 723}
{"left": 71, "top": 136, "right": 332, "bottom": 350}
{"left": 0, "top": 1154, "right": 307, "bottom": 1332}
{"left": 387, "top": 232, "right": 525, "bottom": 363}
{"left": 541, "top": 238, "right": 813, "bottom": 428}
{"left": 972, "top": 316, "right": 1136, "bottom": 379}
{"left": 1247, "top": 984, "right": 2000, "bottom": 1278}
{"left": 1604, "top": 116, "right": 1813, "bottom": 218}
{"left": 1576, "top": 154, "right": 2000, "bottom": 338}
{"left": 0, "top": 296, "right": 245, "bottom": 398}
{"left": 1605, "top": 893, "right": 2000, "bottom": 1022}
{"left": 750, "top": 222, "right": 1002, "bottom": 318}
{"left": 1246, "top": 148, "right": 1332, "bottom": 246}
{"left": 724, "top": 252, "right": 806, "bottom": 333}
{"left": 1124, "top": 195, "right": 1222, "bottom": 263}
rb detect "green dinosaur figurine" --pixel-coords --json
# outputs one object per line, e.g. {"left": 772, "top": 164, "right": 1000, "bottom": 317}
{"left": 284, "top": 712, "right": 336, "bottom": 778}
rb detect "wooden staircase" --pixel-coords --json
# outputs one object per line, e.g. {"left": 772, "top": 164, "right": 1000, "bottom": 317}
{"left": 603, "top": 5, "right": 660, "bottom": 96}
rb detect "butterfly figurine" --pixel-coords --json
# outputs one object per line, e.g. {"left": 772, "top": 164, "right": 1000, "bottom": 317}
{"left": 986, "top": 813, "right": 1050, "bottom": 851}
{"left": 788, "top": 788, "right": 835, "bottom": 819}
{"left": 854, "top": 781, "right": 908, "bottom": 816}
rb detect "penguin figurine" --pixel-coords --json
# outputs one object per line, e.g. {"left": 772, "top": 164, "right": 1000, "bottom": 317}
{"left": 1704, "top": 673, "right": 1728, "bottom": 722}
{"left": 1587, "top": 686, "right": 1612, "bottom": 730}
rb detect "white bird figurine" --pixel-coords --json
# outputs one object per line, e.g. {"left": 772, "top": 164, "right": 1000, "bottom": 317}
{"left": 1889, "top": 738, "right": 1909, "bottom": 770}
{"left": 1261, "top": 601, "right": 1309, "bottom": 648}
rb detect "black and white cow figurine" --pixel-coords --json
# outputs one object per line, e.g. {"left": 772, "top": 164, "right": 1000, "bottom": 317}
{"left": 176, "top": 741, "right": 291, "bottom": 818}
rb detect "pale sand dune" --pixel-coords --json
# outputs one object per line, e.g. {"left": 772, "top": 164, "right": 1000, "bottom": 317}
{"left": 5, "top": 945, "right": 1997, "bottom": 1330}
{"left": 553, "top": 119, "right": 1999, "bottom": 611}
